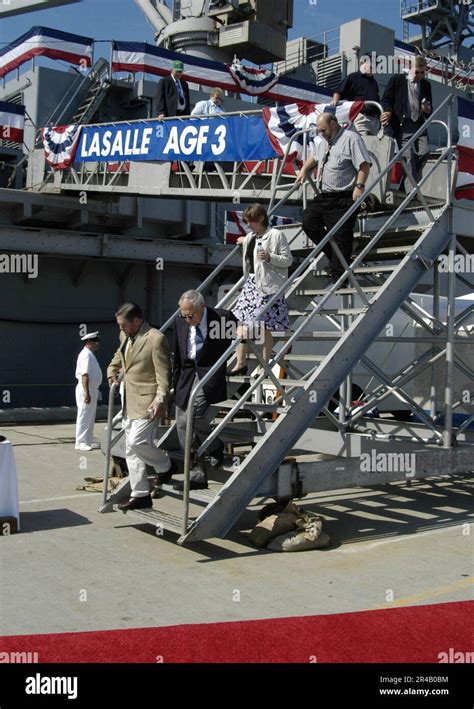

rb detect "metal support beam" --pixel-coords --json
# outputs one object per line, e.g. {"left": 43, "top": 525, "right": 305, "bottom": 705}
{"left": 443, "top": 232, "right": 457, "bottom": 447}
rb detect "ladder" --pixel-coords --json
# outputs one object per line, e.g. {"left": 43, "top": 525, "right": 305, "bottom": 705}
{"left": 99, "top": 93, "right": 473, "bottom": 543}
{"left": 39, "top": 58, "right": 110, "bottom": 133}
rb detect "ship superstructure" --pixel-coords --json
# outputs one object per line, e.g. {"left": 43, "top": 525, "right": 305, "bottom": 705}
{"left": 0, "top": 0, "right": 472, "bottom": 543}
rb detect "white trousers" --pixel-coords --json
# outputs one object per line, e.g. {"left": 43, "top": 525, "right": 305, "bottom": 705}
{"left": 123, "top": 417, "right": 171, "bottom": 498}
{"left": 75, "top": 385, "right": 99, "bottom": 446}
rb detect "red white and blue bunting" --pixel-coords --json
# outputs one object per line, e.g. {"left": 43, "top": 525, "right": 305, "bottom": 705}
{"left": 0, "top": 101, "right": 25, "bottom": 143}
{"left": 0, "top": 26, "right": 93, "bottom": 78}
{"left": 228, "top": 60, "right": 280, "bottom": 96}
{"left": 112, "top": 41, "right": 330, "bottom": 105}
{"left": 263, "top": 100, "right": 365, "bottom": 162}
{"left": 42, "top": 124, "right": 82, "bottom": 169}
{"left": 455, "top": 96, "right": 474, "bottom": 201}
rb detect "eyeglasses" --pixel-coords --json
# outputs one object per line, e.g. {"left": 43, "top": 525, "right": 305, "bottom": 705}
{"left": 180, "top": 313, "right": 197, "bottom": 320}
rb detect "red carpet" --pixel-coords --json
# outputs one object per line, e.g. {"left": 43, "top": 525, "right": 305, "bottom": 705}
{"left": 1, "top": 602, "right": 472, "bottom": 663}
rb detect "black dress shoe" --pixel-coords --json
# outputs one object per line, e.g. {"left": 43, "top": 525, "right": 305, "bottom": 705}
{"left": 227, "top": 365, "right": 248, "bottom": 376}
{"left": 155, "top": 458, "right": 178, "bottom": 484}
{"left": 173, "top": 479, "right": 208, "bottom": 491}
{"left": 117, "top": 494, "right": 152, "bottom": 511}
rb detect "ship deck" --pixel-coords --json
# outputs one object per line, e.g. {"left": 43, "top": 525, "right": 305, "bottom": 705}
{"left": 1, "top": 420, "right": 472, "bottom": 638}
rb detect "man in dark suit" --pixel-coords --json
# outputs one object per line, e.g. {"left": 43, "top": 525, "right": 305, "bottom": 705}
{"left": 381, "top": 55, "right": 433, "bottom": 186}
{"left": 157, "top": 59, "right": 191, "bottom": 119}
{"left": 172, "top": 290, "right": 237, "bottom": 490}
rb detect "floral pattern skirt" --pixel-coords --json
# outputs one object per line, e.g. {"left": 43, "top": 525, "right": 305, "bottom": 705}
{"left": 232, "top": 274, "right": 289, "bottom": 331}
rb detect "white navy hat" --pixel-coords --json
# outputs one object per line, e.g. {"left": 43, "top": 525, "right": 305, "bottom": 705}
{"left": 81, "top": 331, "right": 100, "bottom": 341}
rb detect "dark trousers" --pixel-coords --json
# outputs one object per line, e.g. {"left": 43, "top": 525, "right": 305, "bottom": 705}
{"left": 302, "top": 191, "right": 359, "bottom": 276}
{"left": 385, "top": 119, "right": 429, "bottom": 191}
{"left": 174, "top": 376, "right": 223, "bottom": 480}
{"left": 398, "top": 118, "right": 430, "bottom": 190}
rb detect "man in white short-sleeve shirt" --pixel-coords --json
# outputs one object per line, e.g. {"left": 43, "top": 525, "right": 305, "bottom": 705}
{"left": 75, "top": 331, "right": 103, "bottom": 451}
{"left": 298, "top": 112, "right": 372, "bottom": 284}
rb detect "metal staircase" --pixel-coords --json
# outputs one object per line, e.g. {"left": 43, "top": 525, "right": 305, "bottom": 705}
{"left": 98, "top": 93, "right": 473, "bottom": 544}
{"left": 179, "top": 209, "right": 450, "bottom": 542}
{"left": 38, "top": 58, "right": 110, "bottom": 136}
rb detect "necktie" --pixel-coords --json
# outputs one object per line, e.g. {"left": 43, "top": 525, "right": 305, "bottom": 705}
{"left": 195, "top": 325, "right": 203, "bottom": 359}
{"left": 176, "top": 80, "right": 184, "bottom": 101}
{"left": 125, "top": 337, "right": 135, "bottom": 366}
{"left": 409, "top": 80, "right": 420, "bottom": 122}
{"left": 317, "top": 143, "right": 332, "bottom": 193}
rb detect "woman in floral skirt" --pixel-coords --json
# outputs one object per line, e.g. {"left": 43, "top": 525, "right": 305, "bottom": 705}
{"left": 229, "top": 203, "right": 293, "bottom": 375}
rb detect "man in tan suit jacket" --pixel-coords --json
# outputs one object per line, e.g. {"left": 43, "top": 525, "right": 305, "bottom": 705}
{"left": 107, "top": 302, "right": 173, "bottom": 510}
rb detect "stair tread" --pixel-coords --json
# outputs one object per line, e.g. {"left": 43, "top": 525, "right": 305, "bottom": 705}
{"left": 362, "top": 245, "right": 413, "bottom": 254}
{"left": 228, "top": 375, "right": 305, "bottom": 386}
{"left": 126, "top": 507, "right": 185, "bottom": 531}
{"left": 295, "top": 287, "right": 380, "bottom": 295}
{"left": 272, "top": 330, "right": 341, "bottom": 338}
{"left": 354, "top": 265, "right": 398, "bottom": 273}
{"left": 289, "top": 308, "right": 366, "bottom": 316}
{"left": 248, "top": 353, "right": 325, "bottom": 361}
{"left": 219, "top": 399, "right": 279, "bottom": 411}
{"left": 161, "top": 483, "right": 218, "bottom": 503}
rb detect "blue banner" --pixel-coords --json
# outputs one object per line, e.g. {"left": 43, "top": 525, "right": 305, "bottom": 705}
{"left": 76, "top": 114, "right": 277, "bottom": 163}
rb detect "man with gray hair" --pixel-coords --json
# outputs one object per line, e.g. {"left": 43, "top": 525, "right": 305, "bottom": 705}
{"left": 107, "top": 302, "right": 174, "bottom": 511}
{"left": 381, "top": 55, "right": 433, "bottom": 186}
{"left": 172, "top": 290, "right": 237, "bottom": 490}
{"left": 298, "top": 112, "right": 372, "bottom": 285}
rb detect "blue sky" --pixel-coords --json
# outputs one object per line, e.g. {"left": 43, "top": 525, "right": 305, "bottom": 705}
{"left": 0, "top": 0, "right": 404, "bottom": 49}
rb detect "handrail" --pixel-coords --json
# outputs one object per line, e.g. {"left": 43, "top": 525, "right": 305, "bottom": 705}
{"left": 199, "top": 144, "right": 453, "bottom": 455}
{"left": 178, "top": 92, "right": 456, "bottom": 534}
{"left": 101, "top": 372, "right": 123, "bottom": 509}
{"left": 51, "top": 108, "right": 264, "bottom": 132}
{"left": 35, "top": 59, "right": 110, "bottom": 147}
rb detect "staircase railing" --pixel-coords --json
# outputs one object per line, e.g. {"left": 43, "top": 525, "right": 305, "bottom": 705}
{"left": 177, "top": 93, "right": 456, "bottom": 534}
{"left": 35, "top": 58, "right": 110, "bottom": 149}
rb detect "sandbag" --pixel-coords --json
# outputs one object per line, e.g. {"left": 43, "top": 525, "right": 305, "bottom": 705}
{"left": 249, "top": 501, "right": 300, "bottom": 548}
{"left": 268, "top": 530, "right": 330, "bottom": 552}
{"left": 267, "top": 509, "right": 329, "bottom": 552}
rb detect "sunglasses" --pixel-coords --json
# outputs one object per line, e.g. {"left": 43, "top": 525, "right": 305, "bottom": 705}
{"left": 180, "top": 313, "right": 197, "bottom": 320}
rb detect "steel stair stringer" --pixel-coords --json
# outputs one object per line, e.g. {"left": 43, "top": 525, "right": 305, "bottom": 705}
{"left": 179, "top": 206, "right": 451, "bottom": 544}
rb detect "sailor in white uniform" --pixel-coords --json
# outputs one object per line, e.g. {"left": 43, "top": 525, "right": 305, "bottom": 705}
{"left": 75, "top": 331, "right": 103, "bottom": 451}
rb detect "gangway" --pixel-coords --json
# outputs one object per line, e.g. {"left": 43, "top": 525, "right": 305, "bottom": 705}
{"left": 36, "top": 58, "right": 111, "bottom": 144}
{"left": 93, "top": 94, "right": 473, "bottom": 544}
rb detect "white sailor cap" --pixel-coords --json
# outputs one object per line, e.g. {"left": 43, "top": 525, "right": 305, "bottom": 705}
{"left": 81, "top": 331, "right": 100, "bottom": 341}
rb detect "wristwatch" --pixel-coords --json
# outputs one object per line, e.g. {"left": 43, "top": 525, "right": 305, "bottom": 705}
{"left": 355, "top": 182, "right": 366, "bottom": 189}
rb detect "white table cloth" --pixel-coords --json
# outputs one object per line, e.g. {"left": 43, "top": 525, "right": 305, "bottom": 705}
{"left": 0, "top": 440, "right": 20, "bottom": 529}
